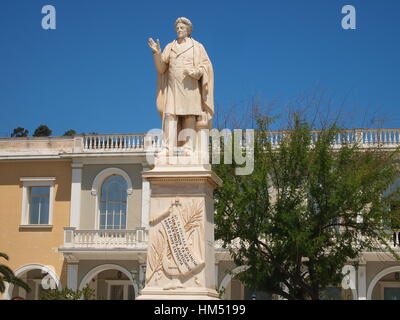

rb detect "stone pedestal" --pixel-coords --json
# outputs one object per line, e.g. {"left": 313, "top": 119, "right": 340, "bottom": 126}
{"left": 136, "top": 163, "right": 222, "bottom": 300}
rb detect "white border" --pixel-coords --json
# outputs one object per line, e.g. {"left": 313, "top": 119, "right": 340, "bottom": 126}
{"left": 380, "top": 281, "right": 400, "bottom": 300}
{"left": 367, "top": 266, "right": 400, "bottom": 300}
{"left": 91, "top": 168, "right": 132, "bottom": 229}
{"left": 218, "top": 265, "right": 357, "bottom": 300}
{"left": 20, "top": 177, "right": 56, "bottom": 226}
{"left": 3, "top": 264, "right": 61, "bottom": 300}
{"left": 91, "top": 168, "right": 133, "bottom": 196}
{"left": 105, "top": 280, "right": 136, "bottom": 300}
{"left": 79, "top": 264, "right": 138, "bottom": 299}
{"left": 219, "top": 265, "right": 249, "bottom": 300}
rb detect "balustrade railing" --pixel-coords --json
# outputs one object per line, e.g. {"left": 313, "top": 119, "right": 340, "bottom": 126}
{"left": 64, "top": 228, "right": 400, "bottom": 252}
{"left": 393, "top": 230, "right": 400, "bottom": 247}
{"left": 82, "top": 133, "right": 162, "bottom": 152}
{"left": 79, "top": 129, "right": 400, "bottom": 153}
{"left": 63, "top": 227, "right": 148, "bottom": 249}
{"left": 254, "top": 129, "right": 400, "bottom": 149}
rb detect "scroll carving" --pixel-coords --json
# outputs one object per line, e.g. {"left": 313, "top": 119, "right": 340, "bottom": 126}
{"left": 146, "top": 198, "right": 205, "bottom": 288}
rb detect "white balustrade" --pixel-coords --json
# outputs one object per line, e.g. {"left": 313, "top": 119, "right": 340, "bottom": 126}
{"left": 64, "top": 227, "right": 230, "bottom": 251}
{"left": 79, "top": 129, "right": 400, "bottom": 153}
{"left": 255, "top": 128, "right": 400, "bottom": 150}
{"left": 392, "top": 230, "right": 400, "bottom": 247}
{"left": 64, "top": 228, "right": 149, "bottom": 249}
{"left": 82, "top": 134, "right": 162, "bottom": 152}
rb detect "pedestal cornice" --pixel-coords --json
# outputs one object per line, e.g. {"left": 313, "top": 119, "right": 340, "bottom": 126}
{"left": 142, "top": 164, "right": 222, "bottom": 188}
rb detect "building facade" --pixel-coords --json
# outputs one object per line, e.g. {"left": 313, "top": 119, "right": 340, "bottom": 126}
{"left": 1, "top": 131, "right": 400, "bottom": 300}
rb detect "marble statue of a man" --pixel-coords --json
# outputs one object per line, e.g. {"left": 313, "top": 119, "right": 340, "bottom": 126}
{"left": 148, "top": 17, "right": 214, "bottom": 157}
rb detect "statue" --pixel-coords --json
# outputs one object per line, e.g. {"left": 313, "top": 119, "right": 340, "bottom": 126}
{"left": 148, "top": 17, "right": 214, "bottom": 157}
{"left": 138, "top": 17, "right": 220, "bottom": 300}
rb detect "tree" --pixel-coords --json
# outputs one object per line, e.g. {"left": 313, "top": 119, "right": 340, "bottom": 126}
{"left": 11, "top": 127, "right": 28, "bottom": 137}
{"left": 33, "top": 125, "right": 52, "bottom": 137}
{"left": 39, "top": 286, "right": 95, "bottom": 300}
{"left": 213, "top": 113, "right": 400, "bottom": 300}
{"left": 0, "top": 252, "right": 31, "bottom": 295}
{"left": 63, "top": 129, "right": 76, "bottom": 136}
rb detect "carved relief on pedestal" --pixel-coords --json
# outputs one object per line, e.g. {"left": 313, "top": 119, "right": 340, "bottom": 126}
{"left": 146, "top": 198, "right": 205, "bottom": 289}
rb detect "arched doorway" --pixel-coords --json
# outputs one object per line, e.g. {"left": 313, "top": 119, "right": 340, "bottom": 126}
{"left": 219, "top": 266, "right": 274, "bottom": 300}
{"left": 367, "top": 266, "right": 400, "bottom": 300}
{"left": 4, "top": 264, "right": 61, "bottom": 300}
{"left": 79, "top": 264, "right": 138, "bottom": 300}
{"left": 219, "top": 265, "right": 357, "bottom": 300}
{"left": 319, "top": 287, "right": 356, "bottom": 300}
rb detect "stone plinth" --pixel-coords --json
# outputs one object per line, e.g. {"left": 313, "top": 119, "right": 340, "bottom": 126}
{"left": 136, "top": 164, "right": 222, "bottom": 300}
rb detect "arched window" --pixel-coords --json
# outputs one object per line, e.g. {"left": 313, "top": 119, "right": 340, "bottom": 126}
{"left": 99, "top": 175, "right": 128, "bottom": 229}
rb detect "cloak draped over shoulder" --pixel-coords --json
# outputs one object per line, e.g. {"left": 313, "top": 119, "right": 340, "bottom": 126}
{"left": 154, "top": 38, "right": 214, "bottom": 120}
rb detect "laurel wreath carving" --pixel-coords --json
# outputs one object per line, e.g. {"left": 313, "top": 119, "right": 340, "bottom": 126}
{"left": 181, "top": 199, "right": 203, "bottom": 239}
{"left": 147, "top": 228, "right": 165, "bottom": 282}
{"left": 146, "top": 199, "right": 204, "bottom": 283}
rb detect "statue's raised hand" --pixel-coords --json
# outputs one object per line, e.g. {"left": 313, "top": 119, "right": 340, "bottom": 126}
{"left": 148, "top": 38, "right": 161, "bottom": 54}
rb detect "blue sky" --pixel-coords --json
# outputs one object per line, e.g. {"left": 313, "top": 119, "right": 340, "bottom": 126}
{"left": 0, "top": 0, "right": 399, "bottom": 136}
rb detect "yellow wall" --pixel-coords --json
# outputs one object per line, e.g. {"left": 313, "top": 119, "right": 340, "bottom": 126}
{"left": 0, "top": 160, "right": 71, "bottom": 296}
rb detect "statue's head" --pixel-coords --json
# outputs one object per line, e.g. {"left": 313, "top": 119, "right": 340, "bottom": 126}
{"left": 174, "top": 17, "right": 192, "bottom": 39}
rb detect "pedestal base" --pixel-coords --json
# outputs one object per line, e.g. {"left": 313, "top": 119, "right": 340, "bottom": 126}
{"left": 136, "top": 287, "right": 219, "bottom": 300}
{"left": 140, "top": 164, "right": 222, "bottom": 301}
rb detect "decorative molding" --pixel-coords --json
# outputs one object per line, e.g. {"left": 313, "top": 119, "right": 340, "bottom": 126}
{"left": 358, "top": 256, "right": 367, "bottom": 265}
{"left": 142, "top": 169, "right": 222, "bottom": 188}
{"left": 20, "top": 177, "right": 56, "bottom": 183}
{"left": 75, "top": 156, "right": 147, "bottom": 164}
{"left": 91, "top": 167, "right": 133, "bottom": 196}
{"left": 64, "top": 254, "right": 79, "bottom": 264}
{"left": 137, "top": 253, "right": 147, "bottom": 265}
{"left": 19, "top": 224, "right": 53, "bottom": 230}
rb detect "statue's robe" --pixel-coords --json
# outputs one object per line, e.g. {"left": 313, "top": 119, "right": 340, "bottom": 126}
{"left": 154, "top": 38, "right": 214, "bottom": 122}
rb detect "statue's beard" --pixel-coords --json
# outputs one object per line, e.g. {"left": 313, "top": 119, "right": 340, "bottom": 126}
{"left": 177, "top": 32, "right": 188, "bottom": 39}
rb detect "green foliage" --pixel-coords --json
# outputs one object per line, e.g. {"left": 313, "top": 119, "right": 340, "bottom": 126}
{"left": 213, "top": 113, "right": 400, "bottom": 300}
{"left": 11, "top": 127, "right": 29, "bottom": 137}
{"left": 39, "top": 285, "right": 95, "bottom": 300}
{"left": 63, "top": 129, "right": 76, "bottom": 136}
{"left": 33, "top": 125, "right": 52, "bottom": 137}
{"left": 0, "top": 252, "right": 31, "bottom": 294}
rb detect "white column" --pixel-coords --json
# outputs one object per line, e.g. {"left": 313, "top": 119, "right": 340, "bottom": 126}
{"left": 141, "top": 166, "right": 151, "bottom": 228}
{"left": 357, "top": 264, "right": 367, "bottom": 300}
{"left": 70, "top": 162, "right": 83, "bottom": 228}
{"left": 18, "top": 276, "right": 27, "bottom": 299}
{"left": 139, "top": 264, "right": 147, "bottom": 292}
{"left": 215, "top": 263, "right": 219, "bottom": 289}
{"left": 66, "top": 258, "right": 79, "bottom": 290}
